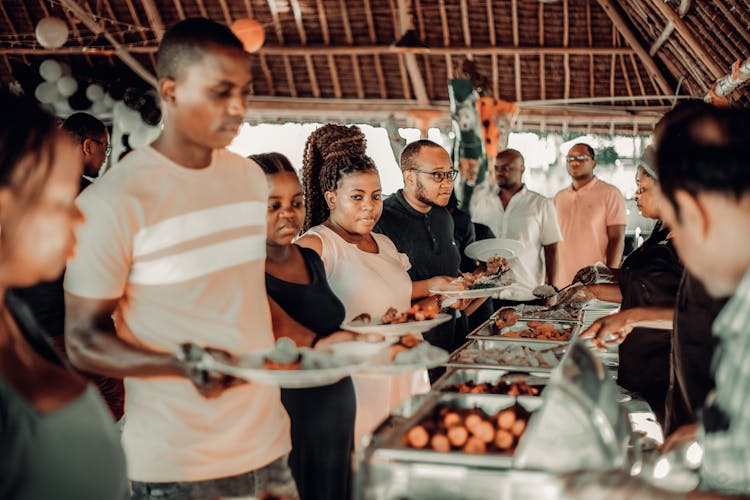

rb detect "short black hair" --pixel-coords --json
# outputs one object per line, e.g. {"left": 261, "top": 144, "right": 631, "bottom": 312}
{"left": 156, "top": 17, "right": 245, "bottom": 80}
{"left": 399, "top": 139, "right": 446, "bottom": 172}
{"left": 496, "top": 148, "right": 524, "bottom": 165}
{"left": 61, "top": 112, "right": 106, "bottom": 145}
{"left": 571, "top": 142, "right": 595, "bottom": 160}
{"left": 250, "top": 152, "right": 296, "bottom": 175}
{"left": 657, "top": 104, "right": 750, "bottom": 213}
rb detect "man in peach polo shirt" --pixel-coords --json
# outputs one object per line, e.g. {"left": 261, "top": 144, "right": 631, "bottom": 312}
{"left": 553, "top": 143, "right": 626, "bottom": 288}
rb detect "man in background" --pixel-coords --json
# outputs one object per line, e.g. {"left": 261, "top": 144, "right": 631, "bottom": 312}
{"left": 554, "top": 143, "right": 626, "bottom": 288}
{"left": 61, "top": 112, "right": 111, "bottom": 191}
{"left": 470, "top": 148, "right": 561, "bottom": 301}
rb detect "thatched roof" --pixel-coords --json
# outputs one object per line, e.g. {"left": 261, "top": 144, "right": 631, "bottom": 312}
{"left": 1, "top": 0, "right": 748, "bottom": 133}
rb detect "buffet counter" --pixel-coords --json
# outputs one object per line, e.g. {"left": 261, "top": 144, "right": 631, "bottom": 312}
{"left": 354, "top": 302, "right": 661, "bottom": 500}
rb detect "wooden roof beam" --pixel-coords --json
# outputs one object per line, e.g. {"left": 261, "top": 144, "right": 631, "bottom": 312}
{"left": 649, "top": 0, "right": 690, "bottom": 56}
{"left": 0, "top": 45, "right": 641, "bottom": 57}
{"left": 713, "top": 0, "right": 750, "bottom": 46}
{"left": 266, "top": 0, "right": 297, "bottom": 98}
{"left": 216, "top": 0, "right": 233, "bottom": 27}
{"left": 337, "top": 0, "right": 364, "bottom": 100}
{"left": 396, "top": 0, "right": 429, "bottom": 104}
{"left": 362, "top": 0, "right": 387, "bottom": 99}
{"left": 289, "top": 0, "right": 307, "bottom": 45}
{"left": 594, "top": 0, "right": 673, "bottom": 96}
{"left": 174, "top": 0, "right": 186, "bottom": 20}
{"left": 243, "top": 97, "right": 664, "bottom": 125}
{"left": 539, "top": 3, "right": 545, "bottom": 101}
{"left": 59, "top": 0, "right": 157, "bottom": 87}
{"left": 141, "top": 0, "right": 165, "bottom": 38}
{"left": 460, "top": 0, "right": 471, "bottom": 48}
{"left": 647, "top": 0, "right": 724, "bottom": 79}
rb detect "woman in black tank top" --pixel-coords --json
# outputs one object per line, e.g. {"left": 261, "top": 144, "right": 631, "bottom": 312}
{"left": 255, "top": 153, "right": 359, "bottom": 500}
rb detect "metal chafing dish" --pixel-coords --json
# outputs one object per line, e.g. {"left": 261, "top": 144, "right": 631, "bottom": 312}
{"left": 355, "top": 393, "right": 563, "bottom": 500}
{"left": 366, "top": 393, "right": 542, "bottom": 467}
{"left": 495, "top": 304, "right": 585, "bottom": 323}
{"left": 447, "top": 338, "right": 566, "bottom": 372}
{"left": 468, "top": 319, "right": 580, "bottom": 343}
{"left": 432, "top": 367, "right": 549, "bottom": 395}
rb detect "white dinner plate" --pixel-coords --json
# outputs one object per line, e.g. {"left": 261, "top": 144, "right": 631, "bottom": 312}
{"left": 363, "top": 342, "right": 450, "bottom": 374}
{"left": 208, "top": 350, "right": 368, "bottom": 389}
{"left": 341, "top": 313, "right": 452, "bottom": 336}
{"left": 429, "top": 284, "right": 510, "bottom": 299}
{"left": 465, "top": 238, "right": 525, "bottom": 261}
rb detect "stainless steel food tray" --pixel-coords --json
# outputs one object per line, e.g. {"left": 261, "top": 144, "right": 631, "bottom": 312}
{"left": 493, "top": 304, "right": 584, "bottom": 324}
{"left": 468, "top": 319, "right": 580, "bottom": 344}
{"left": 432, "top": 368, "right": 549, "bottom": 394}
{"left": 446, "top": 338, "right": 566, "bottom": 373}
{"left": 370, "top": 393, "right": 543, "bottom": 469}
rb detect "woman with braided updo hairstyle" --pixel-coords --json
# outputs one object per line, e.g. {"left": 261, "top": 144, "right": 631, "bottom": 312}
{"left": 297, "top": 124, "right": 431, "bottom": 445}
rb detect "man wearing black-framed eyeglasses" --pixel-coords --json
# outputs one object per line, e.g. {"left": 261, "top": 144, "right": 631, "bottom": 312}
{"left": 375, "top": 140, "right": 485, "bottom": 375}
{"left": 61, "top": 112, "right": 110, "bottom": 192}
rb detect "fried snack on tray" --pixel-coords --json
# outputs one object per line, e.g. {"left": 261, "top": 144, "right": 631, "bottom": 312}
{"left": 444, "top": 257, "right": 510, "bottom": 291}
{"left": 404, "top": 403, "right": 531, "bottom": 454}
{"left": 444, "top": 380, "right": 542, "bottom": 396}
{"left": 491, "top": 319, "right": 573, "bottom": 341}
{"left": 494, "top": 308, "right": 519, "bottom": 328}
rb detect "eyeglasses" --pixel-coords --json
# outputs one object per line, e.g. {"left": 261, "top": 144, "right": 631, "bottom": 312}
{"left": 566, "top": 155, "right": 591, "bottom": 163}
{"left": 410, "top": 168, "right": 459, "bottom": 183}
{"left": 90, "top": 138, "right": 112, "bottom": 157}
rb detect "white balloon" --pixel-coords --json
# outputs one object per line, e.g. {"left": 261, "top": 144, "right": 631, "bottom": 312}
{"left": 35, "top": 17, "right": 69, "bottom": 49}
{"left": 101, "top": 93, "right": 115, "bottom": 108}
{"left": 56, "top": 76, "right": 78, "bottom": 97}
{"left": 112, "top": 100, "right": 128, "bottom": 117}
{"left": 128, "top": 124, "right": 157, "bottom": 149}
{"left": 35, "top": 81, "right": 60, "bottom": 104}
{"left": 117, "top": 107, "right": 142, "bottom": 134}
{"left": 86, "top": 84, "right": 105, "bottom": 102}
{"left": 52, "top": 99, "right": 73, "bottom": 117}
{"left": 91, "top": 100, "right": 108, "bottom": 116}
{"left": 39, "top": 59, "right": 62, "bottom": 82}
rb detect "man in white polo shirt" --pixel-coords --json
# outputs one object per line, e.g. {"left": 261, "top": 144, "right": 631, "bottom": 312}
{"left": 470, "top": 148, "right": 562, "bottom": 301}
{"left": 63, "top": 18, "right": 295, "bottom": 499}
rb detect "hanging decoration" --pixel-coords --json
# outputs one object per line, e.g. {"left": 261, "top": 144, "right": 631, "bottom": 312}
{"left": 477, "top": 97, "right": 519, "bottom": 184}
{"left": 449, "top": 79, "right": 486, "bottom": 209}
{"left": 231, "top": 18, "right": 266, "bottom": 53}
{"left": 39, "top": 59, "right": 63, "bottom": 82}
{"left": 35, "top": 17, "right": 70, "bottom": 49}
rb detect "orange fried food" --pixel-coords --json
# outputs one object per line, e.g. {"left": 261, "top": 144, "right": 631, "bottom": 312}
{"left": 447, "top": 425, "right": 469, "bottom": 447}
{"left": 263, "top": 357, "right": 302, "bottom": 371}
{"left": 430, "top": 433, "right": 451, "bottom": 452}
{"left": 404, "top": 403, "right": 531, "bottom": 454}
{"left": 406, "top": 425, "right": 430, "bottom": 449}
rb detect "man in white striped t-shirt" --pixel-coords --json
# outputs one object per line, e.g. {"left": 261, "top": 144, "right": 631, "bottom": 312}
{"left": 64, "top": 19, "right": 296, "bottom": 499}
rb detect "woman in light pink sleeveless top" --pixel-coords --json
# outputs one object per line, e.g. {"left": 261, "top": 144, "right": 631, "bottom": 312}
{"left": 296, "top": 124, "right": 434, "bottom": 445}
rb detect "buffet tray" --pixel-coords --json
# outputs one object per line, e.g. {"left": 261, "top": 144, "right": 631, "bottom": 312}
{"left": 468, "top": 319, "right": 579, "bottom": 344}
{"left": 370, "top": 393, "right": 543, "bottom": 469}
{"left": 495, "top": 304, "right": 584, "bottom": 324}
{"left": 432, "top": 368, "right": 549, "bottom": 395}
{"left": 446, "top": 338, "right": 566, "bottom": 373}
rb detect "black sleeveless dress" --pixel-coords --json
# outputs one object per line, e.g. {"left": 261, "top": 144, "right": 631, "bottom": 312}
{"left": 616, "top": 223, "right": 683, "bottom": 425}
{"left": 265, "top": 246, "right": 356, "bottom": 500}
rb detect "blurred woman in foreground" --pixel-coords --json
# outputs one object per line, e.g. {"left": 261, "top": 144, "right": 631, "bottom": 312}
{"left": 0, "top": 91, "right": 127, "bottom": 499}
